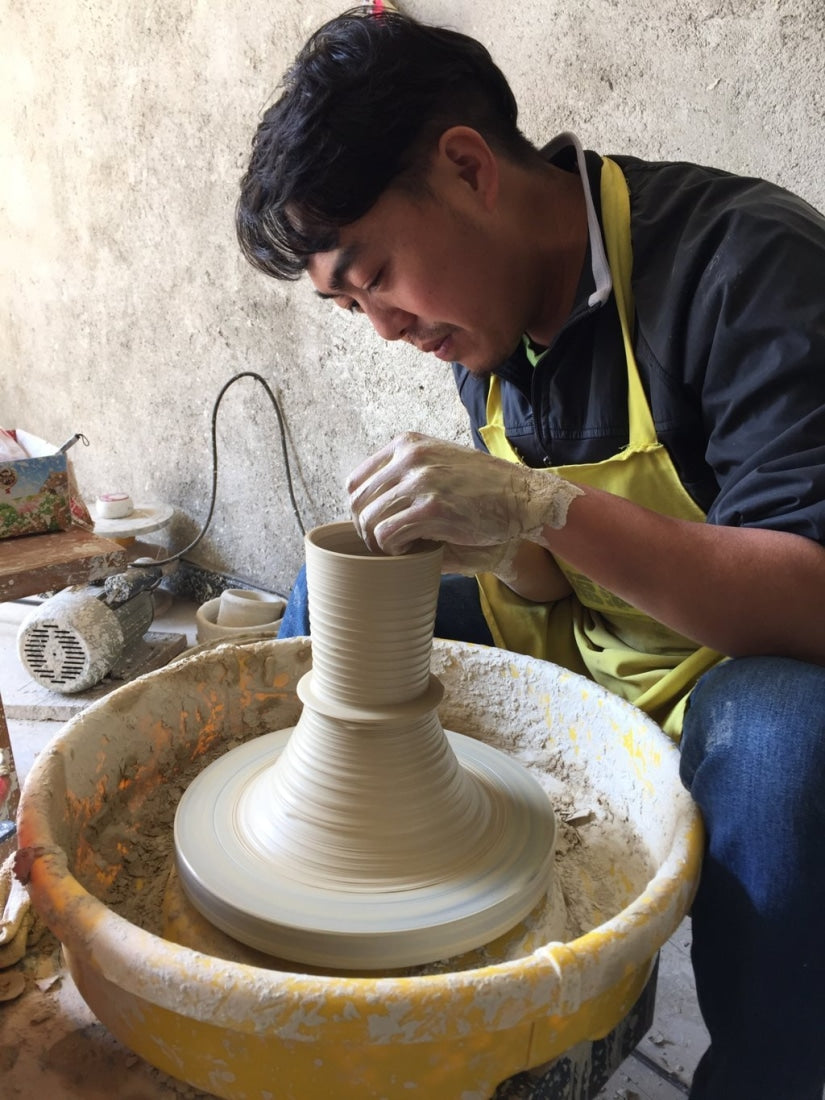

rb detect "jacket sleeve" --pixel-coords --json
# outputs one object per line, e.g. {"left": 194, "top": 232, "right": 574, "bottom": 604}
{"left": 635, "top": 166, "right": 825, "bottom": 544}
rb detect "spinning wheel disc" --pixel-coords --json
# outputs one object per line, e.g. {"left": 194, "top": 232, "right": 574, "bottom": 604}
{"left": 174, "top": 725, "right": 556, "bottom": 969}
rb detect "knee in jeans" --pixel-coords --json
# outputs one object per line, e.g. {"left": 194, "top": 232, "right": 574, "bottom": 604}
{"left": 679, "top": 655, "right": 825, "bottom": 800}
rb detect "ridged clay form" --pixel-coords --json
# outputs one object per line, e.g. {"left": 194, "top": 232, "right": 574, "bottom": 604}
{"left": 174, "top": 522, "right": 557, "bottom": 969}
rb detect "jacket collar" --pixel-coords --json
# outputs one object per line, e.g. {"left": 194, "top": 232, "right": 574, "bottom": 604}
{"left": 542, "top": 131, "right": 613, "bottom": 310}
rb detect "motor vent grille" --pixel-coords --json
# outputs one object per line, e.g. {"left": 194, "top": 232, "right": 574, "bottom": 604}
{"left": 20, "top": 623, "right": 90, "bottom": 688}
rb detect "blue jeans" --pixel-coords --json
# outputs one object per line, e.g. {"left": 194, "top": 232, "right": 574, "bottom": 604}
{"left": 680, "top": 656, "right": 825, "bottom": 1100}
{"left": 279, "top": 573, "right": 825, "bottom": 1098}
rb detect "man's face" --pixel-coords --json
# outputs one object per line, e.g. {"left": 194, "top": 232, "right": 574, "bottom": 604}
{"left": 307, "top": 176, "right": 528, "bottom": 376}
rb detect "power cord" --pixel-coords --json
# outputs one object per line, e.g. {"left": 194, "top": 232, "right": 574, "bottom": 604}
{"left": 130, "top": 371, "right": 306, "bottom": 570}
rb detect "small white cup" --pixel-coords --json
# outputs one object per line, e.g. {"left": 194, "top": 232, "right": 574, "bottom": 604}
{"left": 216, "top": 589, "right": 285, "bottom": 628}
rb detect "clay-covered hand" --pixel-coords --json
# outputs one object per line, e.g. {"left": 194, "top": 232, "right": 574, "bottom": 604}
{"left": 347, "top": 432, "right": 583, "bottom": 556}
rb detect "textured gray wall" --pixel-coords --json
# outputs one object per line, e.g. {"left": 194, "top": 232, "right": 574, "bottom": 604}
{"left": 3, "top": 0, "right": 823, "bottom": 594}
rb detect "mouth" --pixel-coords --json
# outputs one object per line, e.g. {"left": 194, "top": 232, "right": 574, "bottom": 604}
{"left": 420, "top": 334, "right": 452, "bottom": 360}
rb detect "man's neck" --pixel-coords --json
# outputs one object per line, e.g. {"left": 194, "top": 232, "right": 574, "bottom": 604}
{"left": 522, "top": 161, "right": 589, "bottom": 348}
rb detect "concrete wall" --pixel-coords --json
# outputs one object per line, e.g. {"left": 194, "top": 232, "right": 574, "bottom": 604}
{"left": 3, "top": 0, "right": 823, "bottom": 595}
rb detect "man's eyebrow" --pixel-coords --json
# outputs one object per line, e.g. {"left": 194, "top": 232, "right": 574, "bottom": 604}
{"left": 313, "top": 243, "right": 361, "bottom": 300}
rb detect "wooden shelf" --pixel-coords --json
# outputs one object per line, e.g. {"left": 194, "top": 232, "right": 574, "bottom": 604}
{"left": 0, "top": 526, "right": 127, "bottom": 602}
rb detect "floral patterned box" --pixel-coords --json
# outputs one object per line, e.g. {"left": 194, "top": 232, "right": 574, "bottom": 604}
{"left": 0, "top": 430, "right": 71, "bottom": 540}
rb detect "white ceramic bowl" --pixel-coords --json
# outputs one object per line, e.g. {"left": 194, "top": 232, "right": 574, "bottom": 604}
{"left": 195, "top": 595, "right": 284, "bottom": 644}
{"left": 215, "top": 588, "right": 285, "bottom": 628}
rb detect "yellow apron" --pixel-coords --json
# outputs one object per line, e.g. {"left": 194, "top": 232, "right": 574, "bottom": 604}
{"left": 476, "top": 156, "right": 723, "bottom": 738}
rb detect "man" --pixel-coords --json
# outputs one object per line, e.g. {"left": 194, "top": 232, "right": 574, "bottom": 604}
{"left": 236, "top": 9, "right": 825, "bottom": 1099}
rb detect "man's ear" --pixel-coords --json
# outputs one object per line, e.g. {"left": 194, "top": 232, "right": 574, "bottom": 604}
{"left": 436, "top": 126, "right": 500, "bottom": 211}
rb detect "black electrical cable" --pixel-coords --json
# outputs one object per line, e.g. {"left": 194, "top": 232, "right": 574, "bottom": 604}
{"left": 130, "top": 371, "right": 306, "bottom": 570}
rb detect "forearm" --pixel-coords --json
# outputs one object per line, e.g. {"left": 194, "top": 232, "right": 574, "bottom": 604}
{"left": 437, "top": 538, "right": 573, "bottom": 600}
{"left": 347, "top": 434, "right": 825, "bottom": 664}
{"left": 499, "top": 540, "right": 573, "bottom": 602}
{"left": 539, "top": 484, "right": 825, "bottom": 663}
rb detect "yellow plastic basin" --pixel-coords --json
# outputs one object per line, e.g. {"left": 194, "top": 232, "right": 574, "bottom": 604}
{"left": 18, "top": 638, "right": 703, "bottom": 1099}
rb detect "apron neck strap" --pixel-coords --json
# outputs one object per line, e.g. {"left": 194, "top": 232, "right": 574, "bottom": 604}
{"left": 600, "top": 157, "right": 658, "bottom": 448}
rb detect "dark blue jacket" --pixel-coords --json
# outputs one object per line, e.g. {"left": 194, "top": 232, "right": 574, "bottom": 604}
{"left": 453, "top": 139, "right": 825, "bottom": 542}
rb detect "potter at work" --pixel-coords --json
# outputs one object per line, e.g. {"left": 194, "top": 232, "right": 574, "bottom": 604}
{"left": 237, "top": 7, "right": 825, "bottom": 1099}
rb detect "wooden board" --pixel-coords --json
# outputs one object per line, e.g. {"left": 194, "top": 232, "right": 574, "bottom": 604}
{"left": 0, "top": 526, "right": 127, "bottom": 601}
{"left": 0, "top": 696, "right": 20, "bottom": 859}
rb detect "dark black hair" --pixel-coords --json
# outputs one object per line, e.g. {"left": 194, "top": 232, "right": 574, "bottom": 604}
{"left": 236, "top": 8, "right": 537, "bottom": 279}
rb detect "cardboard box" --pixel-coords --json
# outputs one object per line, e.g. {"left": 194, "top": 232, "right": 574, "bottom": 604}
{"left": 0, "top": 430, "right": 71, "bottom": 539}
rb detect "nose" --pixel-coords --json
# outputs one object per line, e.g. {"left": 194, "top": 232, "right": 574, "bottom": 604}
{"left": 366, "top": 302, "right": 413, "bottom": 342}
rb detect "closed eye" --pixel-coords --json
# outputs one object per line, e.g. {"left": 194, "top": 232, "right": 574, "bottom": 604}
{"left": 346, "top": 270, "right": 383, "bottom": 314}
